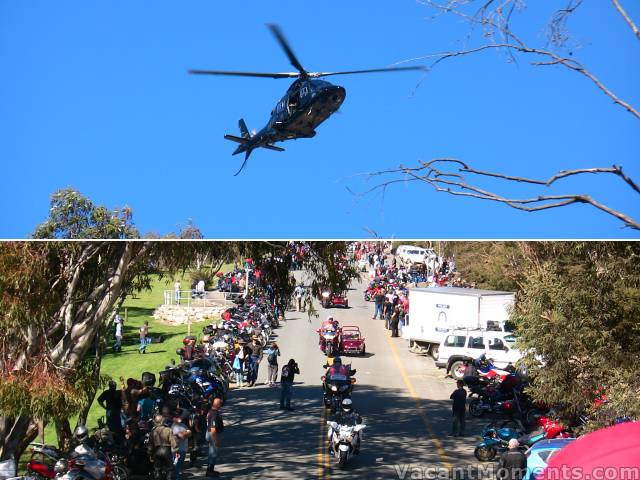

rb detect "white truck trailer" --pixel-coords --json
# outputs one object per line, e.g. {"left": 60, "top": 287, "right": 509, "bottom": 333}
{"left": 404, "top": 287, "right": 515, "bottom": 358}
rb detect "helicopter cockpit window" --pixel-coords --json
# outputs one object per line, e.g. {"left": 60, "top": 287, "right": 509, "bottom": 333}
{"left": 288, "top": 90, "right": 300, "bottom": 112}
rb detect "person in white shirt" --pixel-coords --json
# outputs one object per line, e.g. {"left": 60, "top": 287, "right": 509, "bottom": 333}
{"left": 114, "top": 313, "right": 123, "bottom": 352}
{"left": 174, "top": 281, "right": 181, "bottom": 304}
{"left": 294, "top": 285, "right": 305, "bottom": 312}
{"left": 197, "top": 279, "right": 205, "bottom": 294}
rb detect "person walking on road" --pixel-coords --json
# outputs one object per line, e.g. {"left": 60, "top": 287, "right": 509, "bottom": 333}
{"left": 138, "top": 321, "right": 149, "bottom": 354}
{"left": 248, "top": 337, "right": 263, "bottom": 387}
{"left": 205, "top": 398, "right": 223, "bottom": 478}
{"left": 372, "top": 288, "right": 385, "bottom": 320}
{"left": 171, "top": 410, "right": 192, "bottom": 480}
{"left": 266, "top": 342, "right": 280, "bottom": 386}
{"left": 294, "top": 284, "right": 305, "bottom": 312}
{"left": 450, "top": 380, "right": 467, "bottom": 436}
{"left": 496, "top": 439, "right": 527, "bottom": 480}
{"left": 148, "top": 414, "right": 176, "bottom": 480}
{"left": 232, "top": 348, "right": 244, "bottom": 388}
{"left": 280, "top": 359, "right": 300, "bottom": 411}
{"left": 390, "top": 305, "right": 401, "bottom": 337}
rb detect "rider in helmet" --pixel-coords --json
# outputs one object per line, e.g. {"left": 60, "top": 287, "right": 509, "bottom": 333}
{"left": 328, "top": 356, "right": 347, "bottom": 377}
{"left": 327, "top": 357, "right": 356, "bottom": 378}
{"left": 336, "top": 398, "right": 362, "bottom": 426}
{"left": 71, "top": 424, "right": 99, "bottom": 457}
{"left": 328, "top": 399, "right": 363, "bottom": 456}
{"left": 322, "top": 316, "right": 338, "bottom": 331}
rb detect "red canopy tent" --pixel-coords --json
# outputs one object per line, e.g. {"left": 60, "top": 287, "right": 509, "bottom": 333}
{"left": 539, "top": 421, "right": 640, "bottom": 480}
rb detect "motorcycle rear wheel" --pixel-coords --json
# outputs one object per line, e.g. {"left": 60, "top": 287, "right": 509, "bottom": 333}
{"left": 474, "top": 445, "right": 497, "bottom": 462}
{"left": 468, "top": 399, "right": 485, "bottom": 417}
{"left": 112, "top": 464, "right": 129, "bottom": 480}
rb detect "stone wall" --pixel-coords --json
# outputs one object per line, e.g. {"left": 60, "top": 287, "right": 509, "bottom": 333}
{"left": 153, "top": 304, "right": 226, "bottom": 325}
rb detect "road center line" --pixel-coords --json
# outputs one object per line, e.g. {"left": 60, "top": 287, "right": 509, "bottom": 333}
{"left": 383, "top": 332, "right": 453, "bottom": 470}
{"left": 319, "top": 404, "right": 329, "bottom": 479}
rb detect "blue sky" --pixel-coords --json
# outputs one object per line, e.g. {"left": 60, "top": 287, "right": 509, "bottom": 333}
{"left": 1, "top": 1, "right": 639, "bottom": 238}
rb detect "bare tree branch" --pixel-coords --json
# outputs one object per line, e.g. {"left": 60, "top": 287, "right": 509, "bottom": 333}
{"left": 409, "top": 1, "right": 640, "bottom": 119}
{"left": 611, "top": 0, "right": 640, "bottom": 40}
{"left": 358, "top": 159, "right": 640, "bottom": 230}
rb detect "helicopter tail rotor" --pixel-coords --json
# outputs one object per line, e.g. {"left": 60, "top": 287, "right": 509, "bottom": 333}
{"left": 239, "top": 119, "right": 251, "bottom": 139}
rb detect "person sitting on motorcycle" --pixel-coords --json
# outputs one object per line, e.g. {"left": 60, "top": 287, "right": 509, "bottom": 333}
{"left": 328, "top": 399, "right": 363, "bottom": 455}
{"left": 321, "top": 316, "right": 339, "bottom": 331}
{"left": 148, "top": 414, "right": 176, "bottom": 480}
{"left": 70, "top": 425, "right": 98, "bottom": 458}
{"left": 327, "top": 357, "right": 355, "bottom": 378}
{"left": 335, "top": 398, "right": 362, "bottom": 426}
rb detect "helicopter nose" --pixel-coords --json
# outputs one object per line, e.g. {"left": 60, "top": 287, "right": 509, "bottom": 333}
{"left": 324, "top": 86, "right": 346, "bottom": 106}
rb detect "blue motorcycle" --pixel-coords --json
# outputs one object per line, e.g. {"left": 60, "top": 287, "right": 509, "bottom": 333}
{"left": 474, "top": 424, "right": 547, "bottom": 461}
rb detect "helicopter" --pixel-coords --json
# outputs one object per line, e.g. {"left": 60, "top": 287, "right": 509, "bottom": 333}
{"left": 189, "top": 24, "right": 424, "bottom": 175}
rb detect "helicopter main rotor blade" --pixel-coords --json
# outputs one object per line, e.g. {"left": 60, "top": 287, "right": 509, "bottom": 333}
{"left": 310, "top": 65, "right": 426, "bottom": 78}
{"left": 189, "top": 69, "right": 300, "bottom": 79}
{"left": 266, "top": 24, "right": 307, "bottom": 76}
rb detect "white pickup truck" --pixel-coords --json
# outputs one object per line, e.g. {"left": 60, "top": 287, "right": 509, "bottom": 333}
{"left": 435, "top": 329, "right": 522, "bottom": 380}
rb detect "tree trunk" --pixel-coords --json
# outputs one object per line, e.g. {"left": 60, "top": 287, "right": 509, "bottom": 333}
{"left": 0, "top": 415, "right": 37, "bottom": 462}
{"left": 76, "top": 326, "right": 108, "bottom": 429}
{"left": 55, "top": 419, "right": 72, "bottom": 451}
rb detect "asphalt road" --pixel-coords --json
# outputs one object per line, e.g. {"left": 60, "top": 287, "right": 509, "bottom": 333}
{"left": 186, "top": 273, "right": 494, "bottom": 480}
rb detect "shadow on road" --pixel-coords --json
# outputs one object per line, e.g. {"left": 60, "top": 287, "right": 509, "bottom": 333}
{"left": 183, "top": 382, "right": 487, "bottom": 479}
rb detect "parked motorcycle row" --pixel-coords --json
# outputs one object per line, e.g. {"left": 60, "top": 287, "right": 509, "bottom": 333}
{"left": 21, "top": 291, "right": 280, "bottom": 480}
{"left": 453, "top": 355, "right": 636, "bottom": 466}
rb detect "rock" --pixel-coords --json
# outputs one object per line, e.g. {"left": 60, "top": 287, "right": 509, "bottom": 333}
{"left": 152, "top": 303, "right": 226, "bottom": 325}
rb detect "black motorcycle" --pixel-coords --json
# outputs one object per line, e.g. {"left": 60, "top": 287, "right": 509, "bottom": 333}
{"left": 322, "top": 367, "right": 356, "bottom": 414}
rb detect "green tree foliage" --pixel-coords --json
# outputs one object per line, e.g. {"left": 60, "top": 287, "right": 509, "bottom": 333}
{"left": 443, "top": 242, "right": 519, "bottom": 291}
{"left": 1, "top": 190, "right": 355, "bottom": 461}
{"left": 33, "top": 188, "right": 138, "bottom": 239}
{"left": 511, "top": 242, "right": 640, "bottom": 429}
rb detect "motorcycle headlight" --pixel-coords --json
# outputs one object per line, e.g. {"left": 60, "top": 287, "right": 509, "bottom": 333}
{"left": 322, "top": 292, "right": 330, "bottom": 298}
{"left": 54, "top": 459, "right": 68, "bottom": 474}
{"left": 331, "top": 385, "right": 338, "bottom": 392}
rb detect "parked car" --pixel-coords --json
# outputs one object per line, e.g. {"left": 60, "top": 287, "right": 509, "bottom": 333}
{"left": 524, "top": 438, "right": 576, "bottom": 480}
{"left": 397, "top": 246, "right": 433, "bottom": 266}
{"left": 435, "top": 329, "right": 522, "bottom": 380}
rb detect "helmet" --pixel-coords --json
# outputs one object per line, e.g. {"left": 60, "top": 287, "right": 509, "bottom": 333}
{"left": 333, "top": 356, "right": 342, "bottom": 366}
{"left": 341, "top": 398, "right": 353, "bottom": 413}
{"left": 74, "top": 425, "right": 89, "bottom": 442}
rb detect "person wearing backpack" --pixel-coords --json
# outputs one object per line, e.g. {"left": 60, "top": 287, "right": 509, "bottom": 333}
{"left": 280, "top": 359, "right": 300, "bottom": 411}
{"left": 205, "top": 398, "right": 224, "bottom": 478}
{"left": 266, "top": 342, "right": 280, "bottom": 386}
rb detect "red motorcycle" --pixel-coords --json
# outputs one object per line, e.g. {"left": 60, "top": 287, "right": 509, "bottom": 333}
{"left": 316, "top": 325, "right": 341, "bottom": 356}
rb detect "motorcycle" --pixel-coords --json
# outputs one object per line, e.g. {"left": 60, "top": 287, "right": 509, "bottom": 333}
{"left": 326, "top": 421, "right": 366, "bottom": 468}
{"left": 26, "top": 441, "right": 125, "bottom": 480}
{"left": 317, "top": 327, "right": 341, "bottom": 357}
{"left": 322, "top": 368, "right": 356, "bottom": 413}
{"left": 474, "top": 415, "right": 571, "bottom": 461}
